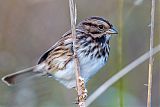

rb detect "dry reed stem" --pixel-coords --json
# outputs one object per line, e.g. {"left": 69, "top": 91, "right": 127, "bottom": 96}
{"left": 69, "top": 0, "right": 86, "bottom": 107}
{"left": 147, "top": 0, "right": 155, "bottom": 107}
{"left": 86, "top": 44, "right": 160, "bottom": 107}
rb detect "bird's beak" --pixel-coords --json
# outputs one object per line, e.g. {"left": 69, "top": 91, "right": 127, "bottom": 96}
{"left": 106, "top": 27, "right": 118, "bottom": 34}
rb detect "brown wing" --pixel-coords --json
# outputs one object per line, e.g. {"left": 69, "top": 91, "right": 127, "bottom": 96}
{"left": 37, "top": 30, "right": 72, "bottom": 64}
{"left": 37, "top": 31, "right": 74, "bottom": 71}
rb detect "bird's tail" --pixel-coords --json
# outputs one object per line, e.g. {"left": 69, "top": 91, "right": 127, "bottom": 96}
{"left": 2, "top": 65, "right": 45, "bottom": 86}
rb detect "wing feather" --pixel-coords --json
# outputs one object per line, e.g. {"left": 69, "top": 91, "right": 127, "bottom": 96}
{"left": 37, "top": 31, "right": 73, "bottom": 72}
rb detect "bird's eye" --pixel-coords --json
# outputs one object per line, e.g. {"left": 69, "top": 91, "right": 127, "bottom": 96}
{"left": 98, "top": 25, "right": 104, "bottom": 30}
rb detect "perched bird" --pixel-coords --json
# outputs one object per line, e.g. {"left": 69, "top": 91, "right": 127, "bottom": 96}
{"left": 2, "top": 16, "right": 118, "bottom": 88}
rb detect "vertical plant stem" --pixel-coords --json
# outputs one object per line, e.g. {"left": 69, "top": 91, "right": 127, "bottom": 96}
{"left": 118, "top": 0, "right": 124, "bottom": 107}
{"left": 159, "top": 0, "right": 160, "bottom": 106}
{"left": 69, "top": 0, "right": 86, "bottom": 107}
{"left": 147, "top": 0, "right": 155, "bottom": 107}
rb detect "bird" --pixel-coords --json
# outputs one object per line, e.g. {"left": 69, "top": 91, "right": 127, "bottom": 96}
{"left": 1, "top": 16, "right": 118, "bottom": 89}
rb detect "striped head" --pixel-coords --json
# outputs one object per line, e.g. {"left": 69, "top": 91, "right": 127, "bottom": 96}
{"left": 77, "top": 16, "right": 118, "bottom": 38}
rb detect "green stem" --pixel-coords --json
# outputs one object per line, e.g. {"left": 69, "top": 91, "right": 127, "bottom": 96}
{"left": 118, "top": 0, "right": 124, "bottom": 107}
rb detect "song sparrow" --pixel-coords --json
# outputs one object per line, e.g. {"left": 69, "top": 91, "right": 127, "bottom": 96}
{"left": 2, "top": 16, "right": 118, "bottom": 88}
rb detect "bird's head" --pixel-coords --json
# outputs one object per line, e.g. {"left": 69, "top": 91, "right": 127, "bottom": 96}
{"left": 78, "top": 16, "right": 118, "bottom": 39}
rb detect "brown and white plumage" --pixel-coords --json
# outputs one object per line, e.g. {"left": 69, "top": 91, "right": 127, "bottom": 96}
{"left": 2, "top": 16, "right": 118, "bottom": 88}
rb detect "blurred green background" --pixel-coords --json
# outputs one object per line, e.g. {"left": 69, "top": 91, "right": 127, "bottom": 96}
{"left": 0, "top": 0, "right": 160, "bottom": 107}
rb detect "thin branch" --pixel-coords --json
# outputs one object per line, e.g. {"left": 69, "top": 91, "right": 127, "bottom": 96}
{"left": 69, "top": 0, "right": 86, "bottom": 107}
{"left": 147, "top": 0, "right": 155, "bottom": 107}
{"left": 86, "top": 44, "right": 160, "bottom": 107}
